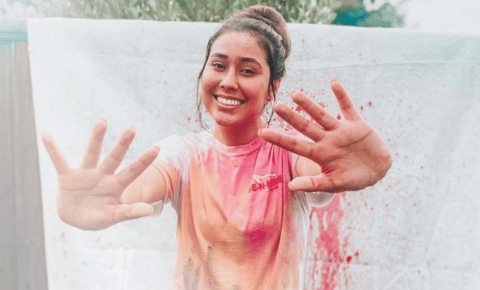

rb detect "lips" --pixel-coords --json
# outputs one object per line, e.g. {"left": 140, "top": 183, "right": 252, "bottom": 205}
{"left": 214, "top": 95, "right": 245, "bottom": 106}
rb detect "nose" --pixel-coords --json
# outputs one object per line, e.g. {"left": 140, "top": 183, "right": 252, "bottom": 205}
{"left": 220, "top": 68, "right": 238, "bottom": 91}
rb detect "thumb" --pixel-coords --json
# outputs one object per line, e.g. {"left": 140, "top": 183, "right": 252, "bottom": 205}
{"left": 288, "top": 175, "right": 334, "bottom": 192}
{"left": 114, "top": 203, "right": 154, "bottom": 223}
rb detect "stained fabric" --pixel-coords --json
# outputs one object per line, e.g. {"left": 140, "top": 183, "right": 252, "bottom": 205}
{"left": 29, "top": 19, "right": 480, "bottom": 289}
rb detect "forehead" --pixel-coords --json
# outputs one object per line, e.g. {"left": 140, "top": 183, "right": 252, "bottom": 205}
{"left": 210, "top": 31, "right": 267, "bottom": 63}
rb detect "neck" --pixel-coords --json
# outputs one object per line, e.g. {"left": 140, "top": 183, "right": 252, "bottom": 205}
{"left": 213, "top": 120, "right": 265, "bottom": 146}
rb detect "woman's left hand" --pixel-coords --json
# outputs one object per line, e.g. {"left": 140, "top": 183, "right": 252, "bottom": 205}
{"left": 258, "top": 79, "right": 392, "bottom": 193}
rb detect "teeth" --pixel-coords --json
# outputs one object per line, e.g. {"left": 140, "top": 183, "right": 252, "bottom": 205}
{"left": 216, "top": 96, "right": 242, "bottom": 106}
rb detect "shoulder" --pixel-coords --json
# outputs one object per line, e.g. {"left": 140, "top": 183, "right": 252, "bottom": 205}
{"left": 156, "top": 130, "right": 214, "bottom": 149}
{"left": 152, "top": 131, "right": 216, "bottom": 179}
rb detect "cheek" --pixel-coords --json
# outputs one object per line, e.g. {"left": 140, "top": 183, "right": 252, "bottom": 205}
{"left": 200, "top": 76, "right": 213, "bottom": 103}
{"left": 201, "top": 69, "right": 218, "bottom": 94}
{"left": 244, "top": 79, "right": 270, "bottom": 103}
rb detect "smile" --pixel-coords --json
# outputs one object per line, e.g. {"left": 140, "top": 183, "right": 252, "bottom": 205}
{"left": 215, "top": 95, "right": 245, "bottom": 106}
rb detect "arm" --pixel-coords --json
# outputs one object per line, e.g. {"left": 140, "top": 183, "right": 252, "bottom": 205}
{"left": 121, "top": 164, "right": 166, "bottom": 205}
{"left": 259, "top": 79, "right": 392, "bottom": 193}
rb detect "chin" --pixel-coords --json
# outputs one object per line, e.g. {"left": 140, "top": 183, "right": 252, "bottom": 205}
{"left": 213, "top": 118, "right": 242, "bottom": 128}
{"left": 208, "top": 109, "right": 262, "bottom": 130}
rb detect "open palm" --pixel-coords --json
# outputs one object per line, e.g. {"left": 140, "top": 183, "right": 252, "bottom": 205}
{"left": 42, "top": 120, "right": 159, "bottom": 230}
{"left": 259, "top": 79, "right": 392, "bottom": 193}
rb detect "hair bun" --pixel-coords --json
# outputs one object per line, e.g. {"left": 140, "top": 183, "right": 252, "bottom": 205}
{"left": 231, "top": 5, "right": 291, "bottom": 59}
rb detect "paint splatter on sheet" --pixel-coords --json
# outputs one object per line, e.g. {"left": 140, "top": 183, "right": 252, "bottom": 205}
{"left": 305, "top": 193, "right": 354, "bottom": 290}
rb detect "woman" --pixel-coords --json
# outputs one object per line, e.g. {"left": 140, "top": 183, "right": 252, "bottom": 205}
{"left": 42, "top": 5, "right": 392, "bottom": 289}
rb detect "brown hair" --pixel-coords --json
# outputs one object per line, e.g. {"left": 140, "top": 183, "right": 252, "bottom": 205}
{"left": 196, "top": 5, "right": 291, "bottom": 128}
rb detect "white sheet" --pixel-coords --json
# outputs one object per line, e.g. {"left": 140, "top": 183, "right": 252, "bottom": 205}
{"left": 28, "top": 18, "right": 480, "bottom": 289}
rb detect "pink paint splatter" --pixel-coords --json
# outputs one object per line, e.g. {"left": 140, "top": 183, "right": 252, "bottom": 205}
{"left": 337, "top": 114, "right": 342, "bottom": 120}
{"left": 305, "top": 193, "right": 350, "bottom": 290}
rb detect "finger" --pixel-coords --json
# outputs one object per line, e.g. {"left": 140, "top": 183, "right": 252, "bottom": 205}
{"left": 290, "top": 90, "right": 339, "bottom": 131}
{"left": 99, "top": 127, "right": 136, "bottom": 174}
{"left": 272, "top": 102, "right": 326, "bottom": 142}
{"left": 259, "top": 128, "right": 325, "bottom": 160}
{"left": 41, "top": 132, "right": 70, "bottom": 175}
{"left": 115, "top": 146, "right": 160, "bottom": 188}
{"left": 330, "top": 79, "right": 361, "bottom": 121}
{"left": 81, "top": 119, "right": 107, "bottom": 168}
{"left": 112, "top": 203, "right": 154, "bottom": 224}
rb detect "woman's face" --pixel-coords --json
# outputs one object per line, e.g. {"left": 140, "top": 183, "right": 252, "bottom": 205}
{"left": 201, "top": 31, "right": 273, "bottom": 131}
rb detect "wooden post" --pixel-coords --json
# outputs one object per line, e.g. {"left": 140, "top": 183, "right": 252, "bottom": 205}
{"left": 0, "top": 20, "right": 49, "bottom": 290}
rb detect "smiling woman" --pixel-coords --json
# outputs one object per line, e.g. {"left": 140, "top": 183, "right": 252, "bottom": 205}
{"left": 195, "top": 4, "right": 290, "bottom": 131}
{"left": 201, "top": 32, "right": 273, "bottom": 145}
{"left": 41, "top": 5, "right": 392, "bottom": 290}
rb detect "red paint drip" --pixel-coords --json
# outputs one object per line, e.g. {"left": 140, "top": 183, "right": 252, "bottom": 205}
{"left": 337, "top": 114, "right": 342, "bottom": 120}
{"left": 368, "top": 101, "right": 373, "bottom": 107}
{"left": 306, "top": 193, "right": 349, "bottom": 290}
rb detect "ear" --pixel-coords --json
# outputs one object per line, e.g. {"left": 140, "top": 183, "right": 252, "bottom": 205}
{"left": 268, "top": 79, "right": 282, "bottom": 101}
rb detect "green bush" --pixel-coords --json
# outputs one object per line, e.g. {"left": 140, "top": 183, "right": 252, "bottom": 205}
{"left": 1, "top": 0, "right": 404, "bottom": 27}
{"left": 332, "top": 0, "right": 405, "bottom": 27}
{"left": 61, "top": 0, "right": 341, "bottom": 24}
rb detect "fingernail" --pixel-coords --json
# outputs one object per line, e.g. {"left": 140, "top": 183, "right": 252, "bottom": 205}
{"left": 100, "top": 118, "right": 107, "bottom": 123}
{"left": 257, "top": 128, "right": 263, "bottom": 135}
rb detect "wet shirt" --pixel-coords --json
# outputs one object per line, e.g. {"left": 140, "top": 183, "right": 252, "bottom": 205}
{"left": 153, "top": 130, "right": 311, "bottom": 290}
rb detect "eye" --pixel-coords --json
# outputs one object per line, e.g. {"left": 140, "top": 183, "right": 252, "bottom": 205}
{"left": 212, "top": 62, "right": 225, "bottom": 70}
{"left": 241, "top": 68, "right": 256, "bottom": 75}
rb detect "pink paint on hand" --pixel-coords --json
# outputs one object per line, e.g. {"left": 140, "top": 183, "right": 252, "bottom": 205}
{"left": 296, "top": 105, "right": 304, "bottom": 112}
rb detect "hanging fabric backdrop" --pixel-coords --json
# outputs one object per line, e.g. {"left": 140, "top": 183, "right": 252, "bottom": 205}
{"left": 28, "top": 19, "right": 480, "bottom": 290}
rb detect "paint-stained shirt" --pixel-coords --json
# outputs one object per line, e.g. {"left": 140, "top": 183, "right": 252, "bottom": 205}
{"left": 152, "top": 130, "right": 318, "bottom": 290}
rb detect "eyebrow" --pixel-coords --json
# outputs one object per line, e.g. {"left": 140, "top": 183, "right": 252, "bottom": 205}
{"left": 210, "top": 52, "right": 263, "bottom": 68}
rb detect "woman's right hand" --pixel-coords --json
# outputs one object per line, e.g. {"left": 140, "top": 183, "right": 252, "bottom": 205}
{"left": 42, "top": 119, "right": 160, "bottom": 230}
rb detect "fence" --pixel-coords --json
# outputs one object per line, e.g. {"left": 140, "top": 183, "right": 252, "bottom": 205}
{"left": 0, "top": 20, "right": 48, "bottom": 290}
